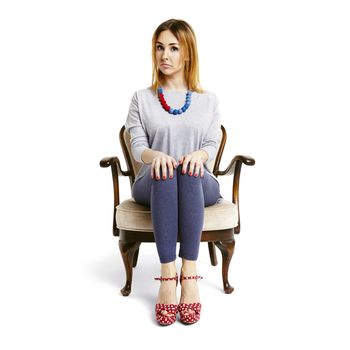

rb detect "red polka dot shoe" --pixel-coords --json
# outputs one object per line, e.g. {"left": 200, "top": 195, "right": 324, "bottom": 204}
{"left": 154, "top": 273, "right": 179, "bottom": 326}
{"left": 178, "top": 274, "right": 203, "bottom": 325}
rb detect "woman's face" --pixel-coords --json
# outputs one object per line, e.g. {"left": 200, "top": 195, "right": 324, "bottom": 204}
{"left": 155, "top": 30, "right": 185, "bottom": 77}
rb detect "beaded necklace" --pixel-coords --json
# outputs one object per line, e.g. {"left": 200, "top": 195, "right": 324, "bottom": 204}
{"left": 157, "top": 86, "right": 192, "bottom": 115}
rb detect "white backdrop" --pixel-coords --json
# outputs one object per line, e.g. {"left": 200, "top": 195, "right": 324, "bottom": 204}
{"left": 1, "top": 0, "right": 349, "bottom": 348}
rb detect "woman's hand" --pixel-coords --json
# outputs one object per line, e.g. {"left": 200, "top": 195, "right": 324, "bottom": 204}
{"left": 178, "top": 151, "right": 205, "bottom": 178}
{"left": 151, "top": 151, "right": 178, "bottom": 180}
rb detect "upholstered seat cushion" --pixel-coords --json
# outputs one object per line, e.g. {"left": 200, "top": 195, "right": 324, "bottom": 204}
{"left": 116, "top": 198, "right": 238, "bottom": 232}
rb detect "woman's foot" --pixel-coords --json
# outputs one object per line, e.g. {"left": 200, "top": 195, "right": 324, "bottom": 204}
{"left": 179, "top": 261, "right": 201, "bottom": 318}
{"left": 155, "top": 262, "right": 178, "bottom": 318}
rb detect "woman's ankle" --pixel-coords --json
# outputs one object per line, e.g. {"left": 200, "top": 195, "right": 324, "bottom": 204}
{"left": 181, "top": 258, "right": 197, "bottom": 275}
{"left": 161, "top": 260, "right": 177, "bottom": 277}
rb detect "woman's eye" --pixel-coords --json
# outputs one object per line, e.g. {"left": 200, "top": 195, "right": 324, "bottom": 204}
{"left": 156, "top": 45, "right": 178, "bottom": 51}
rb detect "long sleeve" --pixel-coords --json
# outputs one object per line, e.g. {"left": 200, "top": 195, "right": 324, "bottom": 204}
{"left": 124, "top": 91, "right": 149, "bottom": 163}
{"left": 200, "top": 93, "right": 221, "bottom": 163}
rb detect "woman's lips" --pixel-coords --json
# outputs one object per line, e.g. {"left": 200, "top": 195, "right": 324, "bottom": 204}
{"left": 161, "top": 64, "right": 171, "bottom": 68}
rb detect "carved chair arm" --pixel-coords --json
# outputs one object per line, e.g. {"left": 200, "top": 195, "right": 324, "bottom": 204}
{"left": 99, "top": 156, "right": 131, "bottom": 236}
{"left": 214, "top": 155, "right": 255, "bottom": 233}
{"left": 100, "top": 157, "right": 131, "bottom": 176}
{"left": 215, "top": 155, "right": 255, "bottom": 177}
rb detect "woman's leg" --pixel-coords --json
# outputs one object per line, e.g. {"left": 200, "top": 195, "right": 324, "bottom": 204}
{"left": 177, "top": 162, "right": 222, "bottom": 317}
{"left": 132, "top": 169, "right": 178, "bottom": 264}
{"left": 132, "top": 171, "right": 179, "bottom": 318}
{"left": 177, "top": 163, "right": 221, "bottom": 260}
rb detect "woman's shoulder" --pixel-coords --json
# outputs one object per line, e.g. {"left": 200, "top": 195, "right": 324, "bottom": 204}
{"left": 132, "top": 86, "right": 157, "bottom": 100}
{"left": 202, "top": 89, "right": 217, "bottom": 97}
{"left": 197, "top": 90, "right": 218, "bottom": 106}
{"left": 193, "top": 88, "right": 217, "bottom": 99}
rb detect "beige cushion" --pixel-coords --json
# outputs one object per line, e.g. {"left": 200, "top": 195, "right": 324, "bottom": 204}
{"left": 116, "top": 198, "right": 238, "bottom": 232}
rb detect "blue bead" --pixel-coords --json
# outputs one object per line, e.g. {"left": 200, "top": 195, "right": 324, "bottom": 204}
{"left": 169, "top": 108, "right": 174, "bottom": 113}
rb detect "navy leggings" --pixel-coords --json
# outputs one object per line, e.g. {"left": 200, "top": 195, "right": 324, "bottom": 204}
{"left": 131, "top": 163, "right": 222, "bottom": 263}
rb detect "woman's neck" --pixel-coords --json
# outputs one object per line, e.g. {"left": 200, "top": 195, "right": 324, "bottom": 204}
{"left": 161, "top": 81, "right": 188, "bottom": 92}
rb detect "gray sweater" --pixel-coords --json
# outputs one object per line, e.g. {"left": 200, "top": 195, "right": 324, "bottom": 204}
{"left": 124, "top": 86, "right": 221, "bottom": 184}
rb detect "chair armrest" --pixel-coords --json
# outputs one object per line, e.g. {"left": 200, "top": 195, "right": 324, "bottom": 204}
{"left": 100, "top": 156, "right": 131, "bottom": 236}
{"left": 99, "top": 156, "right": 131, "bottom": 177}
{"left": 215, "top": 155, "right": 255, "bottom": 176}
{"left": 215, "top": 154, "right": 255, "bottom": 234}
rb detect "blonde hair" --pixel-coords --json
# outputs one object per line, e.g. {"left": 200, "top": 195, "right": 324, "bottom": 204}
{"left": 150, "top": 19, "right": 205, "bottom": 95}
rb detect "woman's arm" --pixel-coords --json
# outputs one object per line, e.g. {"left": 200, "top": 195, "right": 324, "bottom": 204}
{"left": 199, "top": 92, "right": 221, "bottom": 163}
{"left": 125, "top": 91, "right": 150, "bottom": 163}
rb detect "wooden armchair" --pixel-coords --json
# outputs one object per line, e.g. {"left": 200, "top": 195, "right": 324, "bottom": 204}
{"left": 100, "top": 125, "right": 255, "bottom": 296}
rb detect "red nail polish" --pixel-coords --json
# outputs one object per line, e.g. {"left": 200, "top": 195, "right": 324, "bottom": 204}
{"left": 162, "top": 175, "right": 166, "bottom": 180}
{"left": 156, "top": 176, "right": 160, "bottom": 180}
{"left": 194, "top": 173, "right": 198, "bottom": 177}
{"left": 189, "top": 172, "right": 192, "bottom": 176}
{"left": 169, "top": 175, "right": 173, "bottom": 179}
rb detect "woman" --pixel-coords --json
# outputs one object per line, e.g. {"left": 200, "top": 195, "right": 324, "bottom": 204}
{"left": 124, "top": 19, "right": 223, "bottom": 326}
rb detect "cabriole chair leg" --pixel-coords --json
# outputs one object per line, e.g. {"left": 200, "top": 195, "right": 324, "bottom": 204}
{"left": 118, "top": 240, "right": 141, "bottom": 296}
{"left": 215, "top": 239, "right": 235, "bottom": 294}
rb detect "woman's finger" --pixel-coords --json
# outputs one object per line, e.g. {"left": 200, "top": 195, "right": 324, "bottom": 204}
{"left": 161, "top": 158, "right": 167, "bottom": 180}
{"left": 172, "top": 158, "right": 178, "bottom": 169}
{"left": 167, "top": 159, "right": 174, "bottom": 178}
{"left": 194, "top": 160, "right": 200, "bottom": 177}
{"left": 155, "top": 159, "right": 161, "bottom": 180}
{"left": 181, "top": 156, "right": 189, "bottom": 174}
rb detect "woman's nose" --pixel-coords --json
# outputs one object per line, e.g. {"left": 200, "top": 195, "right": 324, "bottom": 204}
{"left": 162, "top": 48, "right": 170, "bottom": 58}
